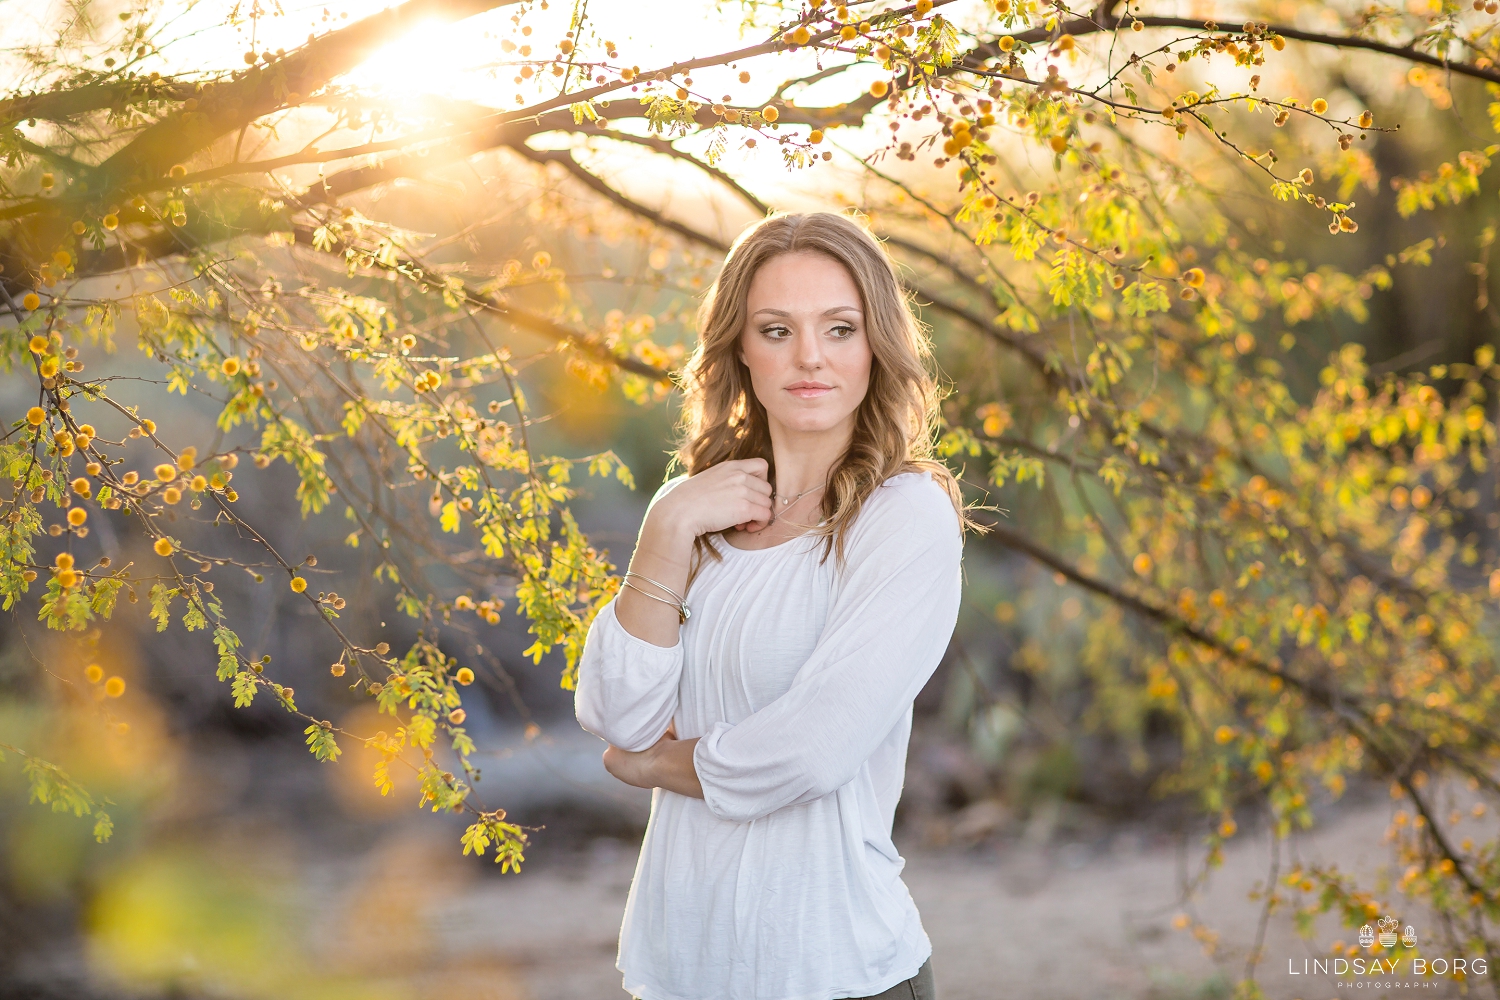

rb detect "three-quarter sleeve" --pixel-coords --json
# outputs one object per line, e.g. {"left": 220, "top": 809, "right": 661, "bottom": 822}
{"left": 692, "top": 476, "right": 963, "bottom": 823}
{"left": 574, "top": 597, "right": 685, "bottom": 751}
{"left": 573, "top": 474, "right": 689, "bottom": 752}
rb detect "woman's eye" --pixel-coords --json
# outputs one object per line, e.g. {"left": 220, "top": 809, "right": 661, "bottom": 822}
{"left": 830, "top": 325, "right": 855, "bottom": 339}
{"left": 762, "top": 325, "right": 792, "bottom": 339}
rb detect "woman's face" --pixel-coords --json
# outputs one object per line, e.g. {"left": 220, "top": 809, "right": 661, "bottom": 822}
{"left": 738, "top": 251, "right": 873, "bottom": 442}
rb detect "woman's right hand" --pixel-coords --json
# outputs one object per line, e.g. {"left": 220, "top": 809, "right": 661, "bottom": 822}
{"left": 617, "top": 460, "right": 772, "bottom": 648}
{"left": 648, "top": 458, "right": 775, "bottom": 539}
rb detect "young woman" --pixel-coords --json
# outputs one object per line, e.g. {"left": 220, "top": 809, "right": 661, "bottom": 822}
{"left": 574, "top": 211, "right": 972, "bottom": 1000}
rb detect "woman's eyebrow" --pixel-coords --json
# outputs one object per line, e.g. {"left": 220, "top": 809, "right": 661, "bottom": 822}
{"left": 751, "top": 305, "right": 863, "bottom": 318}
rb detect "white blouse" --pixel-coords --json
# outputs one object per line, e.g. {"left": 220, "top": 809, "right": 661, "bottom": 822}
{"left": 574, "top": 470, "right": 964, "bottom": 1000}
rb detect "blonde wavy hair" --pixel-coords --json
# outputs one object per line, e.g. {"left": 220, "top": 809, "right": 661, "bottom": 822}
{"left": 673, "top": 210, "right": 977, "bottom": 568}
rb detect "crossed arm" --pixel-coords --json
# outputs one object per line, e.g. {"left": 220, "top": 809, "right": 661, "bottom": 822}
{"left": 602, "top": 724, "right": 704, "bottom": 798}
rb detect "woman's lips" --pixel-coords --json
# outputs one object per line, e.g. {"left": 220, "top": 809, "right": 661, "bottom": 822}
{"left": 786, "top": 381, "right": 832, "bottom": 398}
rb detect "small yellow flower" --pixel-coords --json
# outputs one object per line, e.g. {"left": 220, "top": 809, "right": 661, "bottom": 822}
{"left": 221, "top": 357, "right": 241, "bottom": 376}
{"left": 85, "top": 664, "right": 104, "bottom": 684}
{"left": 39, "top": 357, "right": 58, "bottom": 378}
{"left": 53, "top": 250, "right": 71, "bottom": 269}
{"left": 1311, "top": 98, "right": 1328, "bottom": 114}
{"left": 1133, "top": 553, "right": 1154, "bottom": 575}
{"left": 290, "top": 576, "right": 307, "bottom": 593}
{"left": 761, "top": 105, "right": 779, "bottom": 123}
{"left": 330, "top": 661, "right": 346, "bottom": 677}
{"left": 28, "top": 335, "right": 47, "bottom": 354}
{"left": 155, "top": 463, "right": 177, "bottom": 482}
{"left": 808, "top": 129, "right": 824, "bottom": 144}
{"left": 162, "top": 487, "right": 181, "bottom": 504}
{"left": 190, "top": 475, "right": 207, "bottom": 491}
{"left": 915, "top": 0, "right": 932, "bottom": 13}
{"left": 56, "top": 568, "right": 79, "bottom": 588}
{"left": 104, "top": 676, "right": 126, "bottom": 698}
{"left": 102, "top": 213, "right": 119, "bottom": 230}
{"left": 1183, "top": 267, "right": 1206, "bottom": 288}
{"left": 153, "top": 537, "right": 174, "bottom": 557}
{"left": 869, "top": 79, "right": 889, "bottom": 98}
{"left": 25, "top": 406, "right": 45, "bottom": 426}
{"left": 67, "top": 507, "right": 87, "bottom": 526}
{"left": 1214, "top": 725, "right": 1235, "bottom": 744}
{"left": 456, "top": 667, "right": 475, "bottom": 685}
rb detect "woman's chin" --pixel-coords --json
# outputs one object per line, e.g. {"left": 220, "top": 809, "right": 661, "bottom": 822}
{"left": 770, "top": 410, "right": 851, "bottom": 436}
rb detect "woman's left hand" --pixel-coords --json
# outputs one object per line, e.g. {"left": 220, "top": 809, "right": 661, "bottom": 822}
{"left": 603, "top": 726, "right": 704, "bottom": 798}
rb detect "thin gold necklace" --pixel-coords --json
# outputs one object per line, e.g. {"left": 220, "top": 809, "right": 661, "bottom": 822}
{"left": 769, "top": 482, "right": 824, "bottom": 525}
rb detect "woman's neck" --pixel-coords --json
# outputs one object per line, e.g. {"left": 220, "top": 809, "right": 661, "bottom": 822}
{"left": 766, "top": 418, "right": 852, "bottom": 496}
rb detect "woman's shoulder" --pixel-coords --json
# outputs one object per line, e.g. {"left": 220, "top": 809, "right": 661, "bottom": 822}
{"left": 860, "top": 468, "right": 962, "bottom": 538}
{"left": 647, "top": 472, "right": 691, "bottom": 510}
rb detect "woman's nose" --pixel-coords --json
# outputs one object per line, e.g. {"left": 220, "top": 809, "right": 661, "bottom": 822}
{"left": 795, "top": 328, "right": 824, "bottom": 369}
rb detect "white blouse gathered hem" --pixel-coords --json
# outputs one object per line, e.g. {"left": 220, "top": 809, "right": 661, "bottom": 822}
{"left": 575, "top": 470, "right": 964, "bottom": 1000}
{"left": 621, "top": 943, "right": 933, "bottom": 1000}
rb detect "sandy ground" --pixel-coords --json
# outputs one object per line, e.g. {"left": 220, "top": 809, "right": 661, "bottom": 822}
{"left": 344, "top": 728, "right": 1483, "bottom": 1000}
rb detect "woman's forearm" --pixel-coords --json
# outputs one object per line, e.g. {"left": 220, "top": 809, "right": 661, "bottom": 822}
{"left": 615, "top": 516, "right": 696, "bottom": 648}
{"left": 603, "top": 732, "right": 704, "bottom": 798}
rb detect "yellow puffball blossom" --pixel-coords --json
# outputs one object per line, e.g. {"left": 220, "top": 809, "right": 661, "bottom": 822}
{"left": 289, "top": 576, "right": 307, "bottom": 593}
{"left": 71, "top": 477, "right": 89, "bottom": 495}
{"left": 190, "top": 475, "right": 207, "bottom": 491}
{"left": 761, "top": 105, "right": 779, "bottom": 123}
{"left": 1183, "top": 267, "right": 1206, "bottom": 288}
{"left": 221, "top": 357, "right": 241, "bottom": 376}
{"left": 53, "top": 250, "right": 71, "bottom": 269}
{"left": 868, "top": 79, "right": 889, "bottom": 98}
{"left": 153, "top": 537, "right": 174, "bottom": 557}
{"left": 55, "top": 552, "right": 74, "bottom": 571}
{"left": 999, "top": 35, "right": 1015, "bottom": 52}
{"left": 162, "top": 487, "right": 182, "bottom": 505}
{"left": 71, "top": 220, "right": 86, "bottom": 235}
{"left": 102, "top": 213, "right": 119, "bottom": 231}
{"left": 39, "top": 357, "right": 59, "bottom": 378}
{"left": 1311, "top": 98, "right": 1328, "bottom": 114}
{"left": 28, "top": 335, "right": 47, "bottom": 354}
{"left": 85, "top": 664, "right": 104, "bottom": 684}
{"left": 67, "top": 507, "right": 87, "bottom": 526}
{"left": 26, "top": 407, "right": 45, "bottom": 426}
{"left": 808, "top": 129, "right": 824, "bottom": 144}
{"left": 177, "top": 446, "right": 197, "bottom": 470}
{"left": 1133, "top": 552, "right": 1154, "bottom": 575}
{"left": 56, "top": 568, "right": 79, "bottom": 588}
{"left": 141, "top": 418, "right": 156, "bottom": 434}
{"left": 456, "top": 667, "right": 475, "bottom": 685}
{"left": 155, "top": 463, "right": 177, "bottom": 482}
{"left": 104, "top": 676, "right": 126, "bottom": 698}
{"left": 22, "top": 293, "right": 41, "bottom": 311}
{"left": 1358, "top": 110, "right": 1374, "bottom": 129}
{"left": 915, "top": 0, "right": 933, "bottom": 12}
{"left": 1214, "top": 725, "right": 1235, "bottom": 744}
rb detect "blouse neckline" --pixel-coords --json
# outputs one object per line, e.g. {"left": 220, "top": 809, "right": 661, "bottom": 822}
{"left": 713, "top": 524, "right": 824, "bottom": 556}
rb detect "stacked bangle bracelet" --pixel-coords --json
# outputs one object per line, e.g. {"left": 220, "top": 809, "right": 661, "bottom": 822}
{"left": 622, "top": 571, "right": 691, "bottom": 624}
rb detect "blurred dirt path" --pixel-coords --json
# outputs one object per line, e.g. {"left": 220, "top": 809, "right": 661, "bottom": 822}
{"left": 422, "top": 784, "right": 1478, "bottom": 1000}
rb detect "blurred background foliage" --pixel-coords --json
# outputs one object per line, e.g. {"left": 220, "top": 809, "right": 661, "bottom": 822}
{"left": 2, "top": 0, "right": 1500, "bottom": 997}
